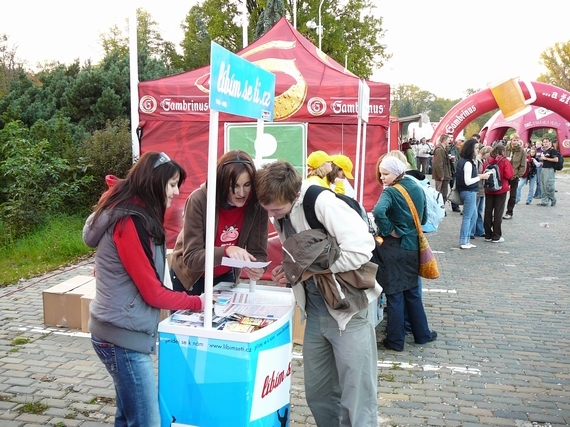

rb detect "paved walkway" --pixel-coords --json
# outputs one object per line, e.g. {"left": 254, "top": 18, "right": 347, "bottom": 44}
{"left": 0, "top": 175, "right": 569, "bottom": 426}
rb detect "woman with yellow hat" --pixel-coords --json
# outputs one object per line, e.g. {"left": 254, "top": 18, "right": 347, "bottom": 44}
{"left": 306, "top": 150, "right": 334, "bottom": 187}
{"left": 329, "top": 154, "right": 355, "bottom": 197}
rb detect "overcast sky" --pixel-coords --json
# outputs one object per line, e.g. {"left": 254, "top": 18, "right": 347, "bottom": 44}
{"left": 2, "top": 0, "right": 569, "bottom": 100}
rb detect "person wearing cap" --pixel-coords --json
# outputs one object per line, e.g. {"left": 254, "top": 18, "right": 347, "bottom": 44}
{"left": 329, "top": 154, "right": 355, "bottom": 198}
{"left": 372, "top": 156, "right": 437, "bottom": 352}
{"left": 306, "top": 150, "right": 334, "bottom": 188}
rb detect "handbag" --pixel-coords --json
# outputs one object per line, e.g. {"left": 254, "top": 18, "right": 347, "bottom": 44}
{"left": 448, "top": 183, "right": 463, "bottom": 206}
{"left": 394, "top": 184, "right": 440, "bottom": 279}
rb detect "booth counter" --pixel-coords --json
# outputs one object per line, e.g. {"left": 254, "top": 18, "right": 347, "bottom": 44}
{"left": 158, "top": 283, "right": 295, "bottom": 427}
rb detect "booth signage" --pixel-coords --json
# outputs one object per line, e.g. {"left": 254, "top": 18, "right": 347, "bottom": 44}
{"left": 210, "top": 42, "right": 276, "bottom": 121}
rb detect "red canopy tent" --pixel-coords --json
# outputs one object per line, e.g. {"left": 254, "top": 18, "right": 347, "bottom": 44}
{"left": 137, "top": 17, "right": 390, "bottom": 246}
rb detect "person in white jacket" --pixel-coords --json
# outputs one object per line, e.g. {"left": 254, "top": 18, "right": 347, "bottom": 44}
{"left": 255, "top": 161, "right": 381, "bottom": 427}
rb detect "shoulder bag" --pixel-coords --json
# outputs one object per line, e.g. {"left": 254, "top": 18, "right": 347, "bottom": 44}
{"left": 394, "top": 184, "right": 440, "bottom": 279}
{"left": 448, "top": 182, "right": 463, "bottom": 205}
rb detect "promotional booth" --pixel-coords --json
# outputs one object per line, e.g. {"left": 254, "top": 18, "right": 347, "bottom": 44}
{"left": 158, "top": 283, "right": 295, "bottom": 427}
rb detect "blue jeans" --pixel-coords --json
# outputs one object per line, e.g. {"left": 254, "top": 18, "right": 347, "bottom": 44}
{"left": 385, "top": 286, "right": 433, "bottom": 351}
{"left": 516, "top": 175, "right": 536, "bottom": 204}
{"left": 534, "top": 168, "right": 542, "bottom": 198}
{"left": 459, "top": 190, "right": 477, "bottom": 245}
{"left": 91, "top": 335, "right": 160, "bottom": 427}
{"left": 470, "top": 196, "right": 485, "bottom": 237}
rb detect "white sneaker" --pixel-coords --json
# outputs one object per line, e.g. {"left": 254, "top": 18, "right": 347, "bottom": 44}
{"left": 492, "top": 237, "right": 505, "bottom": 243}
{"left": 460, "top": 243, "right": 476, "bottom": 249}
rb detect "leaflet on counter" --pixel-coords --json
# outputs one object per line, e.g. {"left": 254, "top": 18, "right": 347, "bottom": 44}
{"left": 221, "top": 257, "right": 271, "bottom": 269}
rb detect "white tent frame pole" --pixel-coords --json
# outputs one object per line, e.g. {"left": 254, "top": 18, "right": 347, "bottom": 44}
{"left": 354, "top": 117, "right": 362, "bottom": 202}
{"left": 203, "top": 109, "right": 219, "bottom": 329}
{"left": 359, "top": 122, "right": 368, "bottom": 203}
{"left": 129, "top": 6, "right": 140, "bottom": 162}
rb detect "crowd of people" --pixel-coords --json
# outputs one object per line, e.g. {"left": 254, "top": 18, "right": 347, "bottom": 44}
{"left": 409, "top": 133, "right": 562, "bottom": 246}
{"left": 82, "top": 133, "right": 562, "bottom": 426}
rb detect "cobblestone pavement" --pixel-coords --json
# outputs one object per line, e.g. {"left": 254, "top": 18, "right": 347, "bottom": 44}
{"left": 1, "top": 175, "right": 569, "bottom": 427}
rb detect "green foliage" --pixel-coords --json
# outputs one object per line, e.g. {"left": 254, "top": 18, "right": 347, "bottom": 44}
{"left": 180, "top": 0, "right": 242, "bottom": 70}
{"left": 0, "top": 213, "right": 91, "bottom": 287}
{"left": 179, "top": 0, "right": 389, "bottom": 79}
{"left": 0, "top": 34, "right": 25, "bottom": 99}
{"left": 390, "top": 84, "right": 437, "bottom": 118}
{"left": 100, "top": 8, "right": 185, "bottom": 74}
{"left": 255, "top": 0, "right": 286, "bottom": 39}
{"left": 0, "top": 121, "right": 93, "bottom": 241}
{"left": 538, "top": 41, "right": 570, "bottom": 91}
{"left": 10, "top": 336, "right": 30, "bottom": 346}
{"left": 291, "top": 0, "right": 390, "bottom": 78}
{"left": 81, "top": 118, "right": 133, "bottom": 207}
{"left": 180, "top": 7, "right": 213, "bottom": 70}
{"left": 18, "top": 401, "right": 48, "bottom": 415}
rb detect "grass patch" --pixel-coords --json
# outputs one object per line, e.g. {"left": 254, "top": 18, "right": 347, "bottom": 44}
{"left": 18, "top": 401, "right": 48, "bottom": 415}
{"left": 0, "top": 214, "right": 93, "bottom": 287}
{"left": 10, "top": 337, "right": 30, "bottom": 346}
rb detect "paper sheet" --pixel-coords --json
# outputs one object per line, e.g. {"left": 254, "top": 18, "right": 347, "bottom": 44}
{"left": 221, "top": 257, "right": 271, "bottom": 269}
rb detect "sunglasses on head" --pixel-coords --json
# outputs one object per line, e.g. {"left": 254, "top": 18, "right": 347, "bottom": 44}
{"left": 153, "top": 152, "right": 171, "bottom": 169}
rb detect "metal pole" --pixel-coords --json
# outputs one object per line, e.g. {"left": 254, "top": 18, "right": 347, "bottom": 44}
{"left": 129, "top": 6, "right": 139, "bottom": 162}
{"left": 318, "top": 0, "right": 324, "bottom": 50}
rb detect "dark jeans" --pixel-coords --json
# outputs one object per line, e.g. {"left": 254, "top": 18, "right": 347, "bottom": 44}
{"left": 484, "top": 192, "right": 508, "bottom": 241}
{"left": 505, "top": 177, "right": 520, "bottom": 216}
{"left": 385, "top": 285, "right": 433, "bottom": 351}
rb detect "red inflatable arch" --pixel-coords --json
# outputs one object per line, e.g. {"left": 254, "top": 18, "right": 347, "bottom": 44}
{"left": 479, "top": 106, "right": 570, "bottom": 149}
{"left": 431, "top": 81, "right": 570, "bottom": 156}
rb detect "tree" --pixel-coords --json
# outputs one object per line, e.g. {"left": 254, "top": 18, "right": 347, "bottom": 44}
{"left": 179, "top": 0, "right": 390, "bottom": 79}
{"left": 289, "top": 0, "right": 390, "bottom": 78}
{"left": 538, "top": 41, "right": 570, "bottom": 91}
{"left": 255, "top": 0, "right": 285, "bottom": 39}
{"left": 390, "top": 84, "right": 435, "bottom": 118}
{"left": 0, "top": 34, "right": 25, "bottom": 99}
{"left": 180, "top": 0, "right": 242, "bottom": 70}
{"left": 100, "top": 8, "right": 184, "bottom": 75}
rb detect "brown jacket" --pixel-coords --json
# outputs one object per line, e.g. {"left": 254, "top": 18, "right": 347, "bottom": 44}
{"left": 170, "top": 184, "right": 268, "bottom": 291}
{"left": 507, "top": 144, "right": 527, "bottom": 179}
{"left": 282, "top": 229, "right": 377, "bottom": 313}
{"left": 432, "top": 145, "right": 452, "bottom": 180}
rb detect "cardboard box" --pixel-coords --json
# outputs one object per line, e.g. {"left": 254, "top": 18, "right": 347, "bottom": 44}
{"left": 292, "top": 305, "right": 305, "bottom": 345}
{"left": 43, "top": 275, "right": 95, "bottom": 329}
{"left": 80, "top": 287, "right": 97, "bottom": 332}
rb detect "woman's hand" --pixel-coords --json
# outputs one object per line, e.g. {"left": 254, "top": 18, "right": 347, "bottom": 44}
{"left": 271, "top": 265, "right": 288, "bottom": 287}
{"left": 243, "top": 267, "right": 264, "bottom": 282}
{"left": 479, "top": 172, "right": 490, "bottom": 179}
{"left": 224, "top": 245, "right": 256, "bottom": 262}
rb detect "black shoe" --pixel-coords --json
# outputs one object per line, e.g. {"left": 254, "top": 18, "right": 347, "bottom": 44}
{"left": 382, "top": 339, "right": 403, "bottom": 352}
{"left": 551, "top": 201, "right": 556, "bottom": 206}
{"left": 452, "top": 208, "right": 461, "bottom": 212}
{"left": 415, "top": 331, "right": 438, "bottom": 344}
